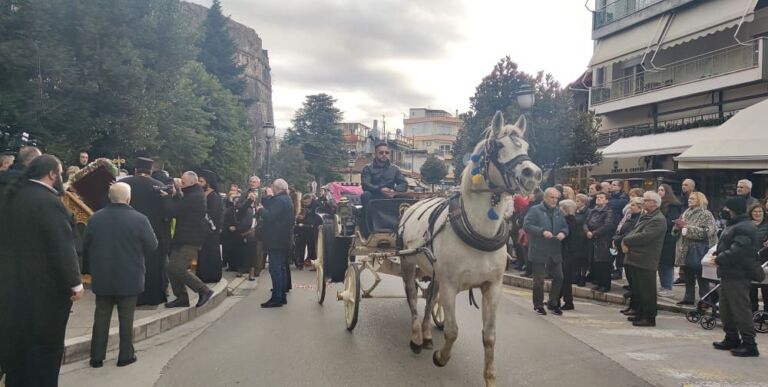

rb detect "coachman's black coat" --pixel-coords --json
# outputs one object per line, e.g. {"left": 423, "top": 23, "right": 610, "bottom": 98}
{"left": 0, "top": 181, "right": 82, "bottom": 381}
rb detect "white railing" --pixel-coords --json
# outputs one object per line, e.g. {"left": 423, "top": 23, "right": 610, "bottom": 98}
{"left": 591, "top": 39, "right": 762, "bottom": 105}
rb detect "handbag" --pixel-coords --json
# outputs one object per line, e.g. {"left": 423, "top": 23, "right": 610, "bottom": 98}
{"left": 685, "top": 241, "right": 708, "bottom": 271}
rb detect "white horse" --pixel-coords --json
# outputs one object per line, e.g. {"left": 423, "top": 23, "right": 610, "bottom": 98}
{"left": 398, "top": 111, "right": 542, "bottom": 387}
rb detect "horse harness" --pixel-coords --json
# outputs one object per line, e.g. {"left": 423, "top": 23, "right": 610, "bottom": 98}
{"left": 400, "top": 191, "right": 509, "bottom": 256}
{"left": 481, "top": 135, "right": 532, "bottom": 193}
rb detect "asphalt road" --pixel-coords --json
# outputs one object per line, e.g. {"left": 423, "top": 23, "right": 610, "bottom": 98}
{"left": 154, "top": 270, "right": 649, "bottom": 387}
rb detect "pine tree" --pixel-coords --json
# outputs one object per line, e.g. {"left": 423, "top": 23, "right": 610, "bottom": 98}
{"left": 197, "top": 0, "right": 244, "bottom": 95}
{"left": 270, "top": 143, "right": 313, "bottom": 189}
{"left": 284, "top": 94, "right": 345, "bottom": 183}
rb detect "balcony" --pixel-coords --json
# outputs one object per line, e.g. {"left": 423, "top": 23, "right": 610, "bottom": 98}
{"left": 594, "top": 0, "right": 664, "bottom": 30}
{"left": 597, "top": 110, "right": 737, "bottom": 147}
{"left": 590, "top": 39, "right": 765, "bottom": 113}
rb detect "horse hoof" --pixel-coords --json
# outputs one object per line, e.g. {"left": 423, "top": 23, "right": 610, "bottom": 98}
{"left": 410, "top": 340, "right": 422, "bottom": 354}
{"left": 433, "top": 351, "right": 447, "bottom": 367}
{"left": 422, "top": 338, "right": 433, "bottom": 350}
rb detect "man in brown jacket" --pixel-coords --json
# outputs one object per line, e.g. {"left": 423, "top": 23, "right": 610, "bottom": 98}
{"left": 622, "top": 191, "right": 668, "bottom": 327}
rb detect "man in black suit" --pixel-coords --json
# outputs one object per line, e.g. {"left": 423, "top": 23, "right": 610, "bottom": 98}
{"left": 83, "top": 183, "right": 158, "bottom": 368}
{"left": 0, "top": 155, "right": 84, "bottom": 387}
{"left": 121, "top": 157, "right": 171, "bottom": 306}
{"left": 163, "top": 171, "right": 214, "bottom": 308}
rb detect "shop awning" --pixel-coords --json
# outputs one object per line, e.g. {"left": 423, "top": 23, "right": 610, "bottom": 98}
{"left": 659, "top": 0, "right": 758, "bottom": 50}
{"left": 675, "top": 98, "right": 768, "bottom": 169}
{"left": 588, "top": 15, "right": 669, "bottom": 67}
{"left": 601, "top": 126, "right": 719, "bottom": 159}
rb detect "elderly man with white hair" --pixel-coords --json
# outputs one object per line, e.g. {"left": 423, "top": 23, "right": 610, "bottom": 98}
{"left": 163, "top": 171, "right": 214, "bottom": 309}
{"left": 736, "top": 179, "right": 759, "bottom": 208}
{"left": 256, "top": 178, "right": 295, "bottom": 308}
{"left": 621, "top": 191, "right": 668, "bottom": 327}
{"left": 523, "top": 187, "right": 569, "bottom": 316}
{"left": 83, "top": 183, "right": 158, "bottom": 368}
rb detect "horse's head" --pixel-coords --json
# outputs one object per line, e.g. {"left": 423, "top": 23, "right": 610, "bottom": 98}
{"left": 473, "top": 111, "right": 542, "bottom": 194}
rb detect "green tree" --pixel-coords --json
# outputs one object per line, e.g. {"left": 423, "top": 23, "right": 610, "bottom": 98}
{"left": 197, "top": 0, "right": 244, "bottom": 95}
{"left": 453, "top": 56, "right": 599, "bottom": 180}
{"left": 284, "top": 94, "right": 345, "bottom": 183}
{"left": 270, "top": 143, "right": 313, "bottom": 190}
{"left": 420, "top": 154, "right": 448, "bottom": 190}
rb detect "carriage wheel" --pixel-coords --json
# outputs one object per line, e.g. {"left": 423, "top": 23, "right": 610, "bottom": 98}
{"left": 686, "top": 310, "right": 702, "bottom": 323}
{"left": 316, "top": 228, "right": 326, "bottom": 305}
{"left": 700, "top": 316, "right": 717, "bottom": 330}
{"left": 343, "top": 264, "right": 361, "bottom": 331}
{"left": 753, "top": 311, "right": 768, "bottom": 333}
{"left": 431, "top": 292, "right": 445, "bottom": 330}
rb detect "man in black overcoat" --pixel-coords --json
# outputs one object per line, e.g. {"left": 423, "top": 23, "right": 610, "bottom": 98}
{"left": 0, "top": 155, "right": 84, "bottom": 386}
{"left": 0, "top": 146, "right": 41, "bottom": 205}
{"left": 121, "top": 157, "right": 171, "bottom": 306}
{"left": 83, "top": 183, "right": 158, "bottom": 368}
{"left": 197, "top": 169, "right": 224, "bottom": 283}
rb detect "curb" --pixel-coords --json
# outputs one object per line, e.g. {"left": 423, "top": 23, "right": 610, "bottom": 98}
{"left": 62, "top": 278, "right": 229, "bottom": 364}
{"left": 503, "top": 273, "right": 694, "bottom": 314}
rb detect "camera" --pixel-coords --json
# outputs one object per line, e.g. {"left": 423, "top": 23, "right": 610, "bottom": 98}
{"left": 152, "top": 184, "right": 175, "bottom": 194}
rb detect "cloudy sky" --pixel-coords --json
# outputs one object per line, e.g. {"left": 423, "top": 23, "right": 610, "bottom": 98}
{"left": 188, "top": 0, "right": 594, "bottom": 133}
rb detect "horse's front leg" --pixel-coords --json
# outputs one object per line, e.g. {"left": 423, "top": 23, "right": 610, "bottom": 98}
{"left": 480, "top": 280, "right": 501, "bottom": 387}
{"left": 433, "top": 285, "right": 457, "bottom": 367}
{"left": 401, "top": 260, "right": 422, "bottom": 353}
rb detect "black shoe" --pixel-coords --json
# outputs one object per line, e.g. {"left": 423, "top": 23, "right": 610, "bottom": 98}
{"left": 592, "top": 285, "right": 602, "bottom": 291}
{"left": 576, "top": 280, "right": 586, "bottom": 287}
{"left": 731, "top": 344, "right": 759, "bottom": 357}
{"left": 261, "top": 299, "right": 284, "bottom": 308}
{"left": 550, "top": 307, "right": 563, "bottom": 316}
{"left": 196, "top": 289, "right": 213, "bottom": 308}
{"left": 627, "top": 315, "right": 642, "bottom": 322}
{"left": 622, "top": 309, "right": 639, "bottom": 316}
{"left": 89, "top": 360, "right": 103, "bottom": 368}
{"left": 561, "top": 303, "right": 574, "bottom": 311}
{"left": 632, "top": 318, "right": 656, "bottom": 327}
{"left": 713, "top": 339, "right": 742, "bottom": 350}
{"left": 622, "top": 285, "right": 631, "bottom": 291}
{"left": 673, "top": 277, "right": 685, "bottom": 285}
{"left": 534, "top": 306, "right": 547, "bottom": 315}
{"left": 165, "top": 299, "right": 190, "bottom": 308}
{"left": 676, "top": 300, "right": 694, "bottom": 306}
{"left": 116, "top": 356, "right": 137, "bottom": 367}
{"left": 611, "top": 270, "right": 622, "bottom": 280}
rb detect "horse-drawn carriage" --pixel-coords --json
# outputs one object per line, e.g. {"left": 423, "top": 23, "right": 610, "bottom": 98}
{"left": 313, "top": 112, "right": 541, "bottom": 387}
{"left": 314, "top": 182, "right": 444, "bottom": 331}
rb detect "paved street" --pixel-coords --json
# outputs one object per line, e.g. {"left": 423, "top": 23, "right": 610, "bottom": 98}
{"left": 59, "top": 269, "right": 767, "bottom": 387}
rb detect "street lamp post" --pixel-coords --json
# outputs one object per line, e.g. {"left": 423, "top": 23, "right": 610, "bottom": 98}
{"left": 516, "top": 83, "right": 535, "bottom": 110}
{"left": 263, "top": 121, "right": 275, "bottom": 183}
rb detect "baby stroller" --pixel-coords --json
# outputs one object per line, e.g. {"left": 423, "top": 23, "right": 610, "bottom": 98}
{"left": 685, "top": 247, "right": 768, "bottom": 332}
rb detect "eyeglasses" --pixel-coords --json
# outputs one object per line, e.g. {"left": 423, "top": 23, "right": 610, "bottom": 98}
{"left": 377, "top": 151, "right": 390, "bottom": 155}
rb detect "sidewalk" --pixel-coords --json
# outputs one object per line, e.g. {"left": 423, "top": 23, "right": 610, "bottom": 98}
{"left": 503, "top": 268, "right": 697, "bottom": 314}
{"left": 61, "top": 271, "right": 244, "bottom": 364}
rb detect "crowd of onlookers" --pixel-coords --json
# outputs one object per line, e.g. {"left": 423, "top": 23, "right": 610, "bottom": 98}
{"left": 508, "top": 177, "right": 766, "bottom": 356}
{"left": 0, "top": 148, "right": 322, "bottom": 385}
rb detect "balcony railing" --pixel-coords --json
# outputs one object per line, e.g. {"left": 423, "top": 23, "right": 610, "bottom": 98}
{"left": 591, "top": 40, "right": 762, "bottom": 106}
{"left": 597, "top": 110, "right": 738, "bottom": 147}
{"left": 594, "top": 0, "right": 664, "bottom": 29}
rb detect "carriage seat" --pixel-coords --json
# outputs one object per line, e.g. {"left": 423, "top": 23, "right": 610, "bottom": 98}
{"left": 367, "top": 198, "right": 420, "bottom": 234}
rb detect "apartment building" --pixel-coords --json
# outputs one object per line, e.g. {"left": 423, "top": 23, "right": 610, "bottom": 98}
{"left": 402, "top": 108, "right": 461, "bottom": 182}
{"left": 587, "top": 0, "right": 768, "bottom": 201}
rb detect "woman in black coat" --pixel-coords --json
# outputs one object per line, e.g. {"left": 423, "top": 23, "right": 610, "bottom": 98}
{"left": 613, "top": 197, "right": 643, "bottom": 315}
{"left": 658, "top": 184, "right": 683, "bottom": 297}
{"left": 748, "top": 203, "right": 768, "bottom": 312}
{"left": 559, "top": 198, "right": 588, "bottom": 310}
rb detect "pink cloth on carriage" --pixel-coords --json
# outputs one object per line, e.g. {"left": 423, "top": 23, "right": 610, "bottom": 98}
{"left": 325, "top": 182, "right": 363, "bottom": 204}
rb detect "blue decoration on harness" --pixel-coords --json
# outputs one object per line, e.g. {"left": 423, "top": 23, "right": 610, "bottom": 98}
{"left": 487, "top": 208, "right": 499, "bottom": 220}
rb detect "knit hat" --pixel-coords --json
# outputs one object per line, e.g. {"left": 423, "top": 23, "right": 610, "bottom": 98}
{"left": 724, "top": 196, "right": 747, "bottom": 215}
{"left": 513, "top": 194, "right": 529, "bottom": 213}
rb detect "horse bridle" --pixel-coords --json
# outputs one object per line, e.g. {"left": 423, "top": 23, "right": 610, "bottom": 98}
{"left": 481, "top": 135, "right": 531, "bottom": 193}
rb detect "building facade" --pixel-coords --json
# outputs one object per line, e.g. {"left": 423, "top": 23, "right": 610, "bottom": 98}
{"left": 402, "top": 108, "right": 461, "bottom": 183}
{"left": 587, "top": 0, "right": 768, "bottom": 203}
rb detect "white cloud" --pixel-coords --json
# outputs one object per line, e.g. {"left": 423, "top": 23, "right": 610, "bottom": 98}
{"left": 187, "top": 0, "right": 593, "bottom": 132}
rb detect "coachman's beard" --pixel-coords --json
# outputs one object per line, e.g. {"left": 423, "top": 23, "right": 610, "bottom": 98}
{"left": 54, "top": 175, "right": 65, "bottom": 196}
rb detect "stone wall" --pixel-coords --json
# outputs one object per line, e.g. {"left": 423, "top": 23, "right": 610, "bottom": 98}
{"left": 182, "top": 1, "right": 274, "bottom": 174}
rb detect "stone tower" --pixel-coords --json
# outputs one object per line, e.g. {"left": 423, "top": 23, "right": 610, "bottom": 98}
{"left": 182, "top": 2, "right": 274, "bottom": 174}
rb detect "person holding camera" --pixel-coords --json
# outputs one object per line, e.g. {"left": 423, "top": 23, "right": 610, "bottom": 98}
{"left": 236, "top": 176, "right": 265, "bottom": 280}
{"left": 162, "top": 171, "right": 214, "bottom": 308}
{"left": 121, "top": 157, "right": 172, "bottom": 306}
